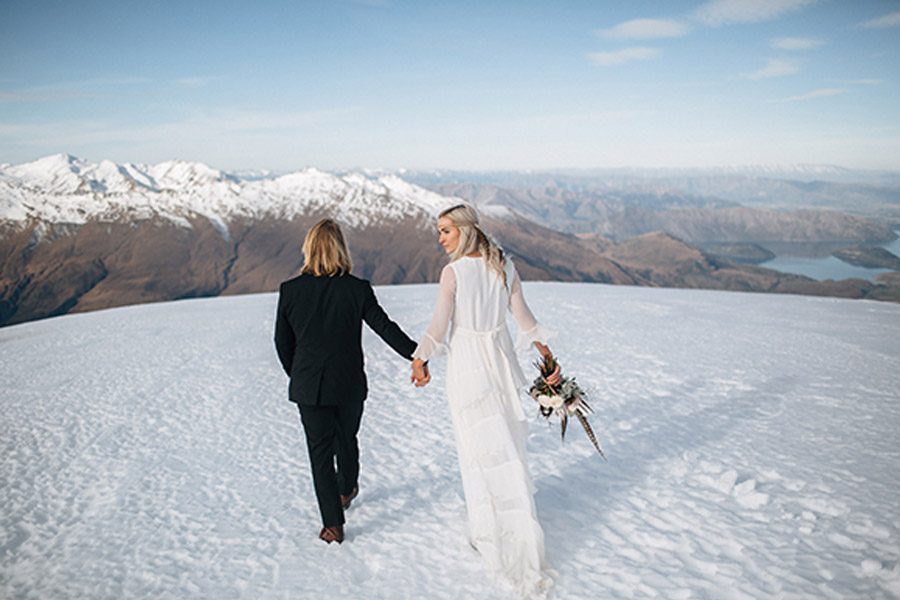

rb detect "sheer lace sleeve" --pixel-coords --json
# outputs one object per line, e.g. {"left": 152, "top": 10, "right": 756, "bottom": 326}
{"left": 413, "top": 264, "right": 456, "bottom": 361}
{"left": 509, "top": 264, "right": 557, "bottom": 351}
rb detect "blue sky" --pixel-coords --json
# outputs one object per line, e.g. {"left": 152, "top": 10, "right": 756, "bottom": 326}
{"left": 1, "top": 0, "right": 899, "bottom": 171}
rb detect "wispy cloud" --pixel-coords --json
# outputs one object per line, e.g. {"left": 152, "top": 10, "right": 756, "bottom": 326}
{"left": 0, "top": 91, "right": 34, "bottom": 102}
{"left": 174, "top": 76, "right": 220, "bottom": 88}
{"left": 510, "top": 109, "right": 658, "bottom": 128}
{"left": 596, "top": 18, "right": 690, "bottom": 40}
{"left": 693, "top": 0, "right": 816, "bottom": 26}
{"left": 0, "top": 108, "right": 360, "bottom": 148}
{"left": 858, "top": 10, "right": 900, "bottom": 29}
{"left": 0, "top": 89, "right": 94, "bottom": 103}
{"left": 783, "top": 88, "right": 846, "bottom": 101}
{"left": 0, "top": 77, "right": 153, "bottom": 103}
{"left": 40, "top": 77, "right": 153, "bottom": 89}
{"left": 587, "top": 47, "right": 660, "bottom": 66}
{"left": 769, "top": 36, "right": 824, "bottom": 50}
{"left": 742, "top": 58, "right": 800, "bottom": 80}
{"left": 829, "top": 78, "right": 882, "bottom": 86}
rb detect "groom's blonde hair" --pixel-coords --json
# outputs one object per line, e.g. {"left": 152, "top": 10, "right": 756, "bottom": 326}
{"left": 301, "top": 219, "right": 353, "bottom": 277}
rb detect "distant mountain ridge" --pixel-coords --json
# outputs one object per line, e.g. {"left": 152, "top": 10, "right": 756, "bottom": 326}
{"left": 0, "top": 154, "right": 470, "bottom": 325}
{"left": 421, "top": 181, "right": 899, "bottom": 242}
{"left": 1, "top": 154, "right": 645, "bottom": 325}
{"left": 2, "top": 154, "right": 899, "bottom": 327}
{"left": 0, "top": 153, "right": 453, "bottom": 228}
{"left": 400, "top": 164, "right": 900, "bottom": 186}
{"left": 404, "top": 169, "right": 900, "bottom": 225}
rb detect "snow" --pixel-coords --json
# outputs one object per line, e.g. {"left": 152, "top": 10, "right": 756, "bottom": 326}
{"left": 1, "top": 284, "right": 899, "bottom": 599}
{"left": 0, "top": 155, "right": 466, "bottom": 230}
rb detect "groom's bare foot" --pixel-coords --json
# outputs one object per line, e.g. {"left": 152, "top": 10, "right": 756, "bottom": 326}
{"left": 319, "top": 525, "right": 344, "bottom": 544}
{"left": 340, "top": 486, "right": 359, "bottom": 510}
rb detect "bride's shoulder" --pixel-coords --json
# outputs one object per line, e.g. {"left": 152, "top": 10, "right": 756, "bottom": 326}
{"left": 503, "top": 255, "right": 517, "bottom": 275}
{"left": 440, "top": 261, "right": 459, "bottom": 280}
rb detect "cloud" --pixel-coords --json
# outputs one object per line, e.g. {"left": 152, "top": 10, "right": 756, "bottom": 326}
{"left": 510, "top": 109, "right": 658, "bottom": 128}
{"left": 784, "top": 88, "right": 846, "bottom": 101}
{"left": 858, "top": 10, "right": 900, "bottom": 29}
{"left": 0, "top": 77, "right": 153, "bottom": 103}
{"left": 596, "top": 18, "right": 690, "bottom": 39}
{"left": 0, "top": 88, "right": 94, "bottom": 103}
{"left": 769, "top": 37, "right": 824, "bottom": 50}
{"left": 0, "top": 108, "right": 360, "bottom": 148}
{"left": 693, "top": 0, "right": 816, "bottom": 26}
{"left": 742, "top": 58, "right": 800, "bottom": 79}
{"left": 0, "top": 91, "right": 33, "bottom": 102}
{"left": 587, "top": 47, "right": 660, "bottom": 66}
{"left": 830, "top": 78, "right": 882, "bottom": 86}
{"left": 174, "top": 76, "right": 220, "bottom": 88}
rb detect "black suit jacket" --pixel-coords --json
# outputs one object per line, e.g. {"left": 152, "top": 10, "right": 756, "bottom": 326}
{"left": 274, "top": 273, "right": 417, "bottom": 406}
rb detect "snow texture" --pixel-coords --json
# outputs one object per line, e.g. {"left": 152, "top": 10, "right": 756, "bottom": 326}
{"left": 1, "top": 283, "right": 899, "bottom": 599}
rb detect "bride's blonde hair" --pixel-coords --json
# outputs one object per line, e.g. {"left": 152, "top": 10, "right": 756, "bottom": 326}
{"left": 439, "top": 204, "right": 507, "bottom": 288}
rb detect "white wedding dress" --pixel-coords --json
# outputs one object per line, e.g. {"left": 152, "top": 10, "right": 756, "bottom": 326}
{"left": 414, "top": 256, "right": 555, "bottom": 598}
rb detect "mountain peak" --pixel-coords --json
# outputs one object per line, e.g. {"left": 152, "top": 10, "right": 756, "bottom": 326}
{"left": 0, "top": 153, "right": 457, "bottom": 228}
{"left": 20, "top": 153, "right": 85, "bottom": 173}
{"left": 4, "top": 153, "right": 91, "bottom": 194}
{"left": 148, "top": 160, "right": 232, "bottom": 189}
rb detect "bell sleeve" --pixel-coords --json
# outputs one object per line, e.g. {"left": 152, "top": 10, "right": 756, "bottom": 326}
{"left": 412, "top": 264, "right": 456, "bottom": 361}
{"left": 508, "top": 263, "right": 557, "bottom": 351}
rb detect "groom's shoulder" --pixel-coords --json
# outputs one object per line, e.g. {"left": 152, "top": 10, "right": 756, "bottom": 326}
{"left": 343, "top": 273, "right": 372, "bottom": 291}
{"left": 280, "top": 273, "right": 304, "bottom": 285}
{"left": 279, "top": 273, "right": 311, "bottom": 293}
{"left": 279, "top": 273, "right": 371, "bottom": 294}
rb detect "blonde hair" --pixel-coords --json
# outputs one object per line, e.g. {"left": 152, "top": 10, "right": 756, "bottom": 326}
{"left": 301, "top": 219, "right": 353, "bottom": 277}
{"left": 439, "top": 204, "right": 507, "bottom": 288}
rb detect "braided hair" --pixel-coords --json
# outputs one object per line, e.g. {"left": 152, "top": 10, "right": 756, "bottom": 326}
{"left": 439, "top": 203, "right": 507, "bottom": 289}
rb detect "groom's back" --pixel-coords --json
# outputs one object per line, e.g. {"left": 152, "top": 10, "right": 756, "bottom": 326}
{"left": 278, "top": 273, "right": 370, "bottom": 405}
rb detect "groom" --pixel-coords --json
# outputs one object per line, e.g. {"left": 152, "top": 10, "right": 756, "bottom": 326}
{"left": 274, "top": 219, "right": 429, "bottom": 544}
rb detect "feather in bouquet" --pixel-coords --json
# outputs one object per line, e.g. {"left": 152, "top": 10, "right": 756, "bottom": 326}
{"left": 529, "top": 355, "right": 607, "bottom": 460}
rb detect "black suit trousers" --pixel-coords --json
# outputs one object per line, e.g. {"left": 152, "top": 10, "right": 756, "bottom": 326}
{"left": 297, "top": 400, "right": 365, "bottom": 527}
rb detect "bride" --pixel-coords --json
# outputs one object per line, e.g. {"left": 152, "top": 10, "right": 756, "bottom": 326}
{"left": 411, "top": 204, "right": 558, "bottom": 598}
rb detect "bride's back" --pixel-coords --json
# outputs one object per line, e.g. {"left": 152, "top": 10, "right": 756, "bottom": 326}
{"left": 450, "top": 256, "right": 514, "bottom": 332}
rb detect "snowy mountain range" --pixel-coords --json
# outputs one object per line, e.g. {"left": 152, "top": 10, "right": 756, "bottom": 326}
{"left": 0, "top": 154, "right": 629, "bottom": 327}
{"left": 0, "top": 153, "right": 459, "bottom": 229}
{"left": 2, "top": 154, "right": 899, "bottom": 328}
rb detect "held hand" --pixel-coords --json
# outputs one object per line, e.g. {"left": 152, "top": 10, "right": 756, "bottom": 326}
{"left": 410, "top": 359, "right": 431, "bottom": 387}
{"left": 418, "top": 362, "right": 431, "bottom": 387}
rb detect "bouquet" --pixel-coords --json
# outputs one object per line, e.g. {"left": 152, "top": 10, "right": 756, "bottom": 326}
{"left": 529, "top": 355, "right": 607, "bottom": 460}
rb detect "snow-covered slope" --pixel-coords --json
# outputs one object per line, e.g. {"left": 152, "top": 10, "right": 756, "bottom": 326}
{"left": 1, "top": 283, "right": 898, "bottom": 599}
{"left": 0, "top": 154, "right": 459, "bottom": 228}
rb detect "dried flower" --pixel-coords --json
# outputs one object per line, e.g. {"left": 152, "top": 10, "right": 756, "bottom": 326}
{"left": 529, "top": 355, "right": 607, "bottom": 460}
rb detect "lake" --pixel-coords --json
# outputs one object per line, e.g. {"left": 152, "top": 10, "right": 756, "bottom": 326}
{"left": 759, "top": 230, "right": 900, "bottom": 282}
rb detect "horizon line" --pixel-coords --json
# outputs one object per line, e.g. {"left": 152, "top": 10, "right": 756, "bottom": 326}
{"left": 5, "top": 152, "right": 900, "bottom": 176}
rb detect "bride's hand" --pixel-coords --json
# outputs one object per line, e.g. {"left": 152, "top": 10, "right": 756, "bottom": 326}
{"left": 534, "top": 342, "right": 562, "bottom": 385}
{"left": 411, "top": 359, "right": 431, "bottom": 387}
{"left": 546, "top": 363, "right": 562, "bottom": 386}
